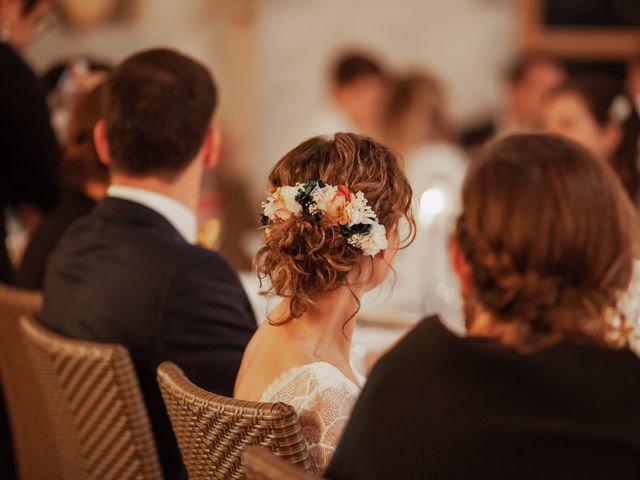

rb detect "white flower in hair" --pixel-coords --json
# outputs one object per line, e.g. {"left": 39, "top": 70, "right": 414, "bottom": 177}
{"left": 345, "top": 191, "right": 377, "bottom": 226}
{"left": 280, "top": 186, "right": 302, "bottom": 215}
{"left": 262, "top": 186, "right": 302, "bottom": 221}
{"left": 261, "top": 180, "right": 387, "bottom": 256}
{"left": 348, "top": 223, "right": 388, "bottom": 257}
{"left": 310, "top": 184, "right": 338, "bottom": 213}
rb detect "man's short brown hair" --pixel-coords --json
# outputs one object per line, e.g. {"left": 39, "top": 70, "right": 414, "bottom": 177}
{"left": 102, "top": 48, "right": 217, "bottom": 179}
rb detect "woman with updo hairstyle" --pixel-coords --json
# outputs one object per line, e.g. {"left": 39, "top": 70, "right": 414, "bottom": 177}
{"left": 326, "top": 134, "right": 640, "bottom": 480}
{"left": 234, "top": 132, "right": 414, "bottom": 474}
{"left": 543, "top": 75, "right": 640, "bottom": 203}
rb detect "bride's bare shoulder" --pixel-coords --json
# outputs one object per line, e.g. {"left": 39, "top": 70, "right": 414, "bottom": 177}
{"left": 234, "top": 323, "right": 315, "bottom": 401}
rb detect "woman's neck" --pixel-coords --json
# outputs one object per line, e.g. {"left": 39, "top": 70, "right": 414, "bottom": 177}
{"left": 270, "top": 284, "right": 362, "bottom": 366}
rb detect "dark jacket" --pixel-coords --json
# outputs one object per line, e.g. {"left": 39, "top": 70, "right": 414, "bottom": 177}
{"left": 327, "top": 316, "right": 640, "bottom": 480}
{"left": 42, "top": 197, "right": 257, "bottom": 478}
{"left": 0, "top": 42, "right": 60, "bottom": 284}
{"left": 16, "top": 188, "right": 95, "bottom": 290}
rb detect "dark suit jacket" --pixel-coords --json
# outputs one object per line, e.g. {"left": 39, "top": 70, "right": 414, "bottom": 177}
{"left": 42, "top": 197, "right": 257, "bottom": 478}
{"left": 327, "top": 316, "right": 640, "bottom": 480}
{"left": 0, "top": 42, "right": 60, "bottom": 284}
{"left": 16, "top": 188, "right": 96, "bottom": 290}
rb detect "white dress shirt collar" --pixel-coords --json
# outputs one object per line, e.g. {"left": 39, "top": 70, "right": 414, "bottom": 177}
{"left": 107, "top": 185, "right": 197, "bottom": 244}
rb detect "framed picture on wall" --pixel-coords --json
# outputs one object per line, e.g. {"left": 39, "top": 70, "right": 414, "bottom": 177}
{"left": 520, "top": 0, "right": 640, "bottom": 59}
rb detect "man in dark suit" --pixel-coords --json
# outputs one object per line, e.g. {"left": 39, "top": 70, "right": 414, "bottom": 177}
{"left": 42, "top": 48, "right": 257, "bottom": 478}
{"left": 459, "top": 55, "right": 566, "bottom": 151}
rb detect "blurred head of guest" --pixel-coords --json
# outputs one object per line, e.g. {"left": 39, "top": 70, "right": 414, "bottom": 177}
{"left": 451, "top": 133, "right": 637, "bottom": 352}
{"left": 0, "top": 0, "right": 53, "bottom": 50}
{"left": 93, "top": 48, "right": 219, "bottom": 210}
{"left": 64, "top": 83, "right": 109, "bottom": 200}
{"left": 43, "top": 57, "right": 112, "bottom": 142}
{"left": 382, "top": 71, "right": 453, "bottom": 156}
{"left": 504, "top": 55, "right": 566, "bottom": 131}
{"left": 257, "top": 133, "right": 415, "bottom": 322}
{"left": 543, "top": 75, "right": 640, "bottom": 201}
{"left": 330, "top": 52, "right": 388, "bottom": 135}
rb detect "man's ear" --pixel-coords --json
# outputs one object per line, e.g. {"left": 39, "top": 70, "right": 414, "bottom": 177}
{"left": 449, "top": 237, "right": 472, "bottom": 296}
{"left": 93, "top": 120, "right": 111, "bottom": 167}
{"left": 203, "top": 125, "right": 221, "bottom": 169}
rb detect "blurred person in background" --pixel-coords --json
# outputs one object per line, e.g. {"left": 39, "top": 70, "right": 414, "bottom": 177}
{"left": 543, "top": 75, "right": 640, "bottom": 204}
{"left": 1, "top": 1, "right": 58, "bottom": 476}
{"left": 461, "top": 55, "right": 566, "bottom": 150}
{"left": 328, "top": 134, "right": 640, "bottom": 479}
{"left": 308, "top": 51, "right": 389, "bottom": 137}
{"left": 380, "top": 71, "right": 467, "bottom": 332}
{"left": 16, "top": 83, "right": 109, "bottom": 290}
{"left": 0, "top": 0, "right": 60, "bottom": 284}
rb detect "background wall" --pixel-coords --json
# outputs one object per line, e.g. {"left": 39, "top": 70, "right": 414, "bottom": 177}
{"left": 25, "top": 0, "right": 517, "bottom": 198}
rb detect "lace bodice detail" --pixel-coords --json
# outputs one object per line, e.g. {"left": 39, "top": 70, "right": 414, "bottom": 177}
{"left": 259, "top": 362, "right": 361, "bottom": 475}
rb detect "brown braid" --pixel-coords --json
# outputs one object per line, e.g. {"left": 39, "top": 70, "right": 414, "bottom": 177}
{"left": 454, "top": 134, "right": 638, "bottom": 351}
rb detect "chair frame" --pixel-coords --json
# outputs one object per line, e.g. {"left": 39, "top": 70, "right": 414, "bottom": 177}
{"left": 242, "top": 446, "right": 318, "bottom": 480}
{"left": 0, "top": 283, "right": 60, "bottom": 479}
{"left": 157, "top": 361, "right": 312, "bottom": 480}
{"left": 20, "top": 315, "right": 163, "bottom": 480}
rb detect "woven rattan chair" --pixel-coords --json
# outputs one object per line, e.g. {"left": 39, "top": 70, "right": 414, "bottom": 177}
{"left": 243, "top": 446, "right": 319, "bottom": 480}
{"left": 0, "top": 283, "right": 63, "bottom": 479}
{"left": 20, "top": 315, "right": 163, "bottom": 480}
{"left": 157, "top": 361, "right": 313, "bottom": 480}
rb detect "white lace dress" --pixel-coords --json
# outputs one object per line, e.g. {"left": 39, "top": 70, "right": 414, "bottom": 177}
{"left": 259, "top": 361, "right": 361, "bottom": 475}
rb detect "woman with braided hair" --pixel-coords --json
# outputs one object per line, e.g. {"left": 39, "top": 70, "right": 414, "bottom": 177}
{"left": 327, "top": 133, "right": 640, "bottom": 480}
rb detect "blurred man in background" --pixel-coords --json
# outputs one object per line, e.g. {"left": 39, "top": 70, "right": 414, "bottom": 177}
{"left": 461, "top": 55, "right": 566, "bottom": 150}
{"left": 309, "top": 51, "right": 389, "bottom": 137}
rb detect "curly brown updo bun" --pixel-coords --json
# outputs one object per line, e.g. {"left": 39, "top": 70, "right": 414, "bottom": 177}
{"left": 256, "top": 133, "right": 414, "bottom": 322}
{"left": 455, "top": 133, "right": 638, "bottom": 351}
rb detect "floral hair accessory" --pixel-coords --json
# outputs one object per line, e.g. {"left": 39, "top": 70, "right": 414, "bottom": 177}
{"left": 261, "top": 180, "right": 388, "bottom": 257}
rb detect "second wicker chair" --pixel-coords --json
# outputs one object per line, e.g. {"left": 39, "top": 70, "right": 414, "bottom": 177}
{"left": 20, "top": 315, "right": 163, "bottom": 480}
{"left": 157, "top": 361, "right": 313, "bottom": 480}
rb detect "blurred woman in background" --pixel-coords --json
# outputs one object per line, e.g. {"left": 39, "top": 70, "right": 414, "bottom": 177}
{"left": 16, "top": 83, "right": 108, "bottom": 289}
{"left": 380, "top": 71, "right": 467, "bottom": 331}
{"left": 543, "top": 75, "right": 640, "bottom": 204}
{"left": 0, "top": 0, "right": 59, "bottom": 284}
